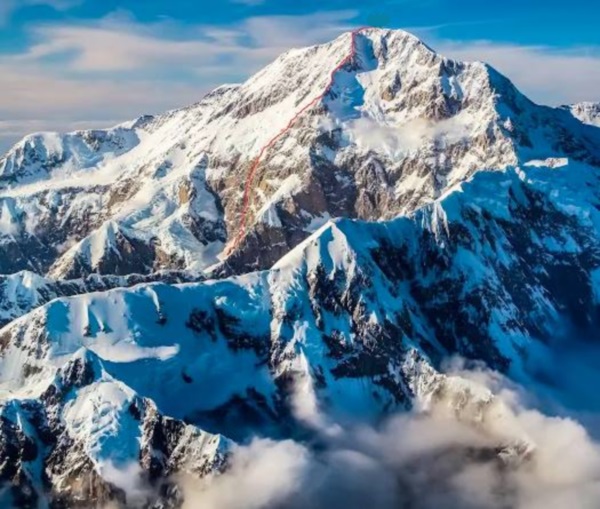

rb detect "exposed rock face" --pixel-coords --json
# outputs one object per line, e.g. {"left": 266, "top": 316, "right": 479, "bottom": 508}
{"left": 0, "top": 27, "right": 599, "bottom": 508}
{"left": 0, "top": 351, "right": 229, "bottom": 509}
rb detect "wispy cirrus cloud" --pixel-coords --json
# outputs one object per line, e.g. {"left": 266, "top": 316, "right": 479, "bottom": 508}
{"left": 14, "top": 10, "right": 357, "bottom": 74}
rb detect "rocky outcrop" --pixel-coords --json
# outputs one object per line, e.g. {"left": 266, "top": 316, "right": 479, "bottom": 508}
{"left": 563, "top": 101, "right": 600, "bottom": 127}
{"left": 0, "top": 351, "right": 229, "bottom": 509}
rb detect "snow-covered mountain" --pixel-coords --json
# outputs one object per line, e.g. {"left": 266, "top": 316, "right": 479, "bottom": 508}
{"left": 1, "top": 28, "right": 599, "bottom": 279}
{"left": 0, "top": 27, "right": 600, "bottom": 508}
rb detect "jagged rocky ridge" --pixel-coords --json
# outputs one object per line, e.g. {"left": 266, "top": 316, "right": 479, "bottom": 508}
{"left": 563, "top": 101, "right": 600, "bottom": 127}
{"left": 0, "top": 27, "right": 599, "bottom": 508}
{"left": 0, "top": 350, "right": 229, "bottom": 508}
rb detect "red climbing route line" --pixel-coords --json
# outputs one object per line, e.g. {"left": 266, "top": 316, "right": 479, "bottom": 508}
{"left": 227, "top": 26, "right": 371, "bottom": 254}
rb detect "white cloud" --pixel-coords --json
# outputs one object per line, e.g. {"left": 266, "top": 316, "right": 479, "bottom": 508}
{"left": 344, "top": 115, "right": 472, "bottom": 157}
{"left": 15, "top": 10, "right": 357, "bottom": 73}
{"left": 177, "top": 362, "right": 600, "bottom": 509}
{"left": 181, "top": 439, "right": 310, "bottom": 509}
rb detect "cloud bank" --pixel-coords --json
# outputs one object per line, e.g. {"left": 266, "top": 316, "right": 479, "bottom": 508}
{"left": 177, "top": 361, "right": 600, "bottom": 509}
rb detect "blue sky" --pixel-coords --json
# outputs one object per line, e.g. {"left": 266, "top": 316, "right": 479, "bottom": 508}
{"left": 0, "top": 0, "right": 598, "bottom": 150}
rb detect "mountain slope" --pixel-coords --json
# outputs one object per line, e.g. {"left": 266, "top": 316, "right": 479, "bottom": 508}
{"left": 563, "top": 101, "right": 600, "bottom": 127}
{"left": 0, "top": 349, "right": 229, "bottom": 508}
{"left": 0, "top": 270, "right": 204, "bottom": 328}
{"left": 1, "top": 155, "right": 600, "bottom": 505}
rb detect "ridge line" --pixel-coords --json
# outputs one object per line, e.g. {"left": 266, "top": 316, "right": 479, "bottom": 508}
{"left": 226, "top": 26, "right": 371, "bottom": 255}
